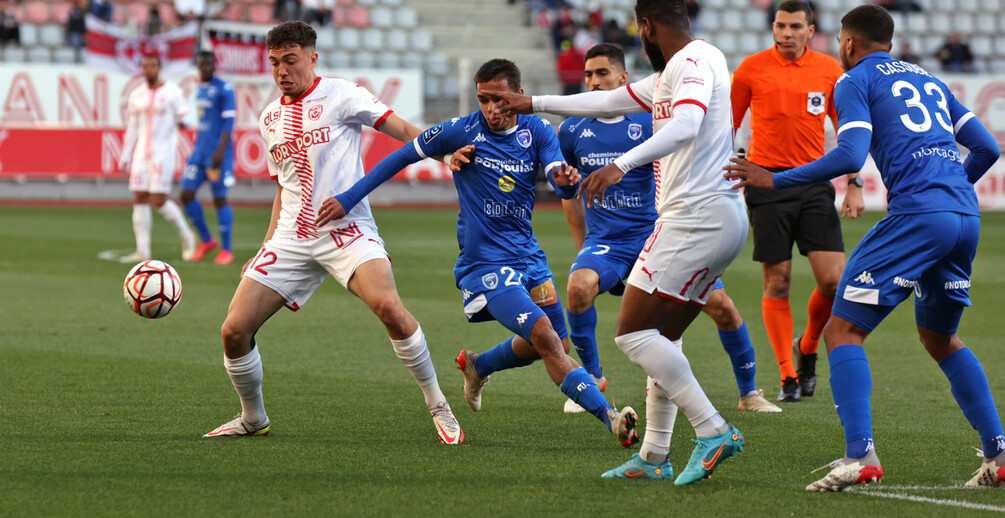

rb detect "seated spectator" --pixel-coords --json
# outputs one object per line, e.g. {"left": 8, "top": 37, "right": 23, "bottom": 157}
{"left": 897, "top": 42, "right": 921, "bottom": 64}
{"left": 0, "top": 0, "right": 19, "bottom": 47}
{"left": 88, "top": 0, "right": 113, "bottom": 22}
{"left": 66, "top": 0, "right": 87, "bottom": 62}
{"left": 301, "top": 0, "right": 332, "bottom": 27}
{"left": 936, "top": 32, "right": 974, "bottom": 73}
{"left": 873, "top": 0, "right": 922, "bottom": 12}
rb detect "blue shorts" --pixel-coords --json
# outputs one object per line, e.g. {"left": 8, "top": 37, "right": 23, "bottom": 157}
{"left": 455, "top": 250, "right": 568, "bottom": 343}
{"left": 181, "top": 153, "right": 235, "bottom": 198}
{"left": 569, "top": 235, "right": 648, "bottom": 297}
{"left": 833, "top": 212, "right": 979, "bottom": 335}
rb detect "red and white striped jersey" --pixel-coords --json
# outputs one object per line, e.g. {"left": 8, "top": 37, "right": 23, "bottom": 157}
{"left": 626, "top": 40, "right": 738, "bottom": 215}
{"left": 259, "top": 77, "right": 393, "bottom": 240}
{"left": 121, "top": 82, "right": 188, "bottom": 168}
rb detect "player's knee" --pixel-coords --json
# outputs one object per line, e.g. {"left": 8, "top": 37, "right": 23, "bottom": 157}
{"left": 817, "top": 278, "right": 840, "bottom": 300}
{"left": 220, "top": 318, "right": 251, "bottom": 350}
{"left": 705, "top": 293, "right": 742, "bottom": 330}
{"left": 763, "top": 275, "right": 790, "bottom": 298}
{"left": 529, "top": 317, "right": 563, "bottom": 356}
{"left": 566, "top": 281, "right": 595, "bottom": 313}
{"left": 180, "top": 190, "right": 195, "bottom": 204}
{"left": 213, "top": 197, "right": 228, "bottom": 209}
{"left": 370, "top": 295, "right": 410, "bottom": 328}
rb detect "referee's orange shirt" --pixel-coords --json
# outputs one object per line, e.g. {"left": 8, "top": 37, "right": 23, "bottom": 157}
{"left": 731, "top": 46, "right": 843, "bottom": 169}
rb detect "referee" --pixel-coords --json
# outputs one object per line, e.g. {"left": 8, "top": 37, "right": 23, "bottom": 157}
{"left": 731, "top": 0, "right": 864, "bottom": 402}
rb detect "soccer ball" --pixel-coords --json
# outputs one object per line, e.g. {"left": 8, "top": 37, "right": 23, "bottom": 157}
{"left": 123, "top": 260, "right": 183, "bottom": 318}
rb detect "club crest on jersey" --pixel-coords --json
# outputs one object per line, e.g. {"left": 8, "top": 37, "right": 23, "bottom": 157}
{"left": 498, "top": 175, "right": 516, "bottom": 193}
{"left": 807, "top": 92, "right": 826, "bottom": 115}
{"left": 516, "top": 129, "right": 532, "bottom": 148}
{"left": 309, "top": 104, "right": 323, "bottom": 121}
{"left": 423, "top": 124, "right": 443, "bottom": 144}
{"left": 628, "top": 123, "right": 643, "bottom": 140}
{"left": 482, "top": 273, "right": 499, "bottom": 290}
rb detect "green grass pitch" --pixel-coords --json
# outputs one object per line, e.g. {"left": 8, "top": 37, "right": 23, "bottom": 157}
{"left": 1, "top": 205, "right": 1003, "bottom": 516}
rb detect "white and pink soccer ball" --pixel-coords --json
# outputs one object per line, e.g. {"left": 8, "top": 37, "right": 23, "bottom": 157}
{"left": 123, "top": 260, "right": 182, "bottom": 318}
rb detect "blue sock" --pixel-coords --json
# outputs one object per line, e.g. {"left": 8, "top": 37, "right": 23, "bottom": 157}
{"left": 184, "top": 200, "right": 211, "bottom": 242}
{"left": 217, "top": 204, "right": 234, "bottom": 251}
{"left": 560, "top": 367, "right": 613, "bottom": 429}
{"left": 474, "top": 336, "right": 534, "bottom": 377}
{"left": 939, "top": 347, "right": 1005, "bottom": 458}
{"left": 828, "top": 344, "right": 874, "bottom": 459}
{"left": 718, "top": 321, "right": 757, "bottom": 396}
{"left": 568, "top": 306, "right": 602, "bottom": 379}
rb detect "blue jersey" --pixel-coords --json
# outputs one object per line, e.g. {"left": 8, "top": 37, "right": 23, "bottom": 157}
{"left": 415, "top": 112, "right": 565, "bottom": 266}
{"left": 192, "top": 76, "right": 235, "bottom": 161}
{"left": 831, "top": 53, "right": 977, "bottom": 215}
{"left": 558, "top": 113, "right": 657, "bottom": 242}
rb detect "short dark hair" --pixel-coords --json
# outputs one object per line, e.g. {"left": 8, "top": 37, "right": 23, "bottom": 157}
{"left": 473, "top": 59, "right": 521, "bottom": 91}
{"left": 776, "top": 0, "right": 813, "bottom": 25}
{"left": 635, "top": 0, "right": 690, "bottom": 30}
{"left": 140, "top": 53, "right": 160, "bottom": 66}
{"left": 841, "top": 4, "right": 894, "bottom": 45}
{"left": 197, "top": 50, "right": 215, "bottom": 61}
{"left": 266, "top": 21, "right": 316, "bottom": 51}
{"left": 585, "top": 43, "right": 626, "bottom": 70}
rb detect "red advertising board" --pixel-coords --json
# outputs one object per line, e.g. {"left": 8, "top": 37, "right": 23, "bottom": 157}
{"left": 0, "top": 127, "right": 451, "bottom": 182}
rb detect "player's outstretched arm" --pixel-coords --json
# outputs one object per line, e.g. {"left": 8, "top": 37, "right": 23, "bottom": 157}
{"left": 955, "top": 114, "right": 1000, "bottom": 184}
{"left": 316, "top": 141, "right": 423, "bottom": 226}
{"left": 490, "top": 87, "right": 643, "bottom": 119}
{"left": 727, "top": 127, "right": 873, "bottom": 190}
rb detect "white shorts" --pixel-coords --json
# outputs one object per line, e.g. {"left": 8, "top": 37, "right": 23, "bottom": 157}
{"left": 129, "top": 157, "right": 175, "bottom": 194}
{"left": 627, "top": 195, "right": 748, "bottom": 306}
{"left": 243, "top": 220, "right": 389, "bottom": 311}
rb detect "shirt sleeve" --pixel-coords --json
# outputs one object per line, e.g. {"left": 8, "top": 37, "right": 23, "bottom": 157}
{"left": 729, "top": 62, "right": 752, "bottom": 131}
{"left": 666, "top": 51, "right": 714, "bottom": 113}
{"left": 557, "top": 119, "right": 577, "bottom": 165}
{"left": 945, "top": 87, "right": 1000, "bottom": 183}
{"left": 535, "top": 118, "right": 564, "bottom": 174}
{"left": 625, "top": 73, "right": 656, "bottom": 112}
{"left": 411, "top": 119, "right": 461, "bottom": 160}
{"left": 335, "top": 139, "right": 423, "bottom": 211}
{"left": 219, "top": 82, "right": 235, "bottom": 134}
{"left": 533, "top": 85, "right": 646, "bottom": 118}
{"left": 340, "top": 82, "right": 393, "bottom": 129}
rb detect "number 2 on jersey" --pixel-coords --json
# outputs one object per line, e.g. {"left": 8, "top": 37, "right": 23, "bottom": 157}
{"left": 891, "top": 80, "right": 953, "bottom": 134}
{"left": 250, "top": 248, "right": 278, "bottom": 275}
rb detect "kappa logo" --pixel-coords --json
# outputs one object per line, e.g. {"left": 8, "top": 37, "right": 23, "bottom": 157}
{"left": 628, "top": 123, "right": 643, "bottom": 140}
{"left": 855, "top": 271, "right": 875, "bottom": 285}
{"left": 579, "top": 128, "right": 596, "bottom": 138}
{"left": 482, "top": 272, "right": 498, "bottom": 290}
{"left": 308, "top": 104, "right": 323, "bottom": 121}
{"left": 473, "top": 133, "right": 487, "bottom": 143}
{"left": 516, "top": 312, "right": 531, "bottom": 326}
{"left": 462, "top": 288, "right": 473, "bottom": 300}
{"left": 516, "top": 129, "right": 532, "bottom": 148}
{"left": 739, "top": 361, "right": 755, "bottom": 370}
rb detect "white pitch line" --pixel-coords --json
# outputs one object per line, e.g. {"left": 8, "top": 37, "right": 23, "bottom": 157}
{"left": 855, "top": 490, "right": 1005, "bottom": 513}
{"left": 854, "top": 485, "right": 971, "bottom": 491}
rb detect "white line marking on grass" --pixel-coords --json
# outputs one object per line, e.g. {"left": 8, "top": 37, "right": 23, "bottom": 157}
{"left": 98, "top": 249, "right": 134, "bottom": 262}
{"left": 853, "top": 490, "right": 1005, "bottom": 513}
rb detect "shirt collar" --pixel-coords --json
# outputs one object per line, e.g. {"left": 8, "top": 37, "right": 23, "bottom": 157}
{"left": 772, "top": 45, "right": 811, "bottom": 67}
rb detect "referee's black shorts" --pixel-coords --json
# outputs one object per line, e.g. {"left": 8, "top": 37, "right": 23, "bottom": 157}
{"left": 743, "top": 166, "right": 844, "bottom": 263}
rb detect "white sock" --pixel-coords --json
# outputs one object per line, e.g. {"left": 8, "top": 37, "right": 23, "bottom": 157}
{"left": 132, "top": 204, "right": 152, "bottom": 256}
{"left": 640, "top": 375, "right": 678, "bottom": 464}
{"left": 157, "top": 200, "right": 195, "bottom": 248}
{"left": 390, "top": 325, "right": 446, "bottom": 410}
{"left": 615, "top": 330, "right": 721, "bottom": 436}
{"left": 224, "top": 345, "right": 267, "bottom": 426}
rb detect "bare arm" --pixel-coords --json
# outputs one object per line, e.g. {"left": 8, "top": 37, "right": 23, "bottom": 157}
{"left": 561, "top": 198, "right": 587, "bottom": 251}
